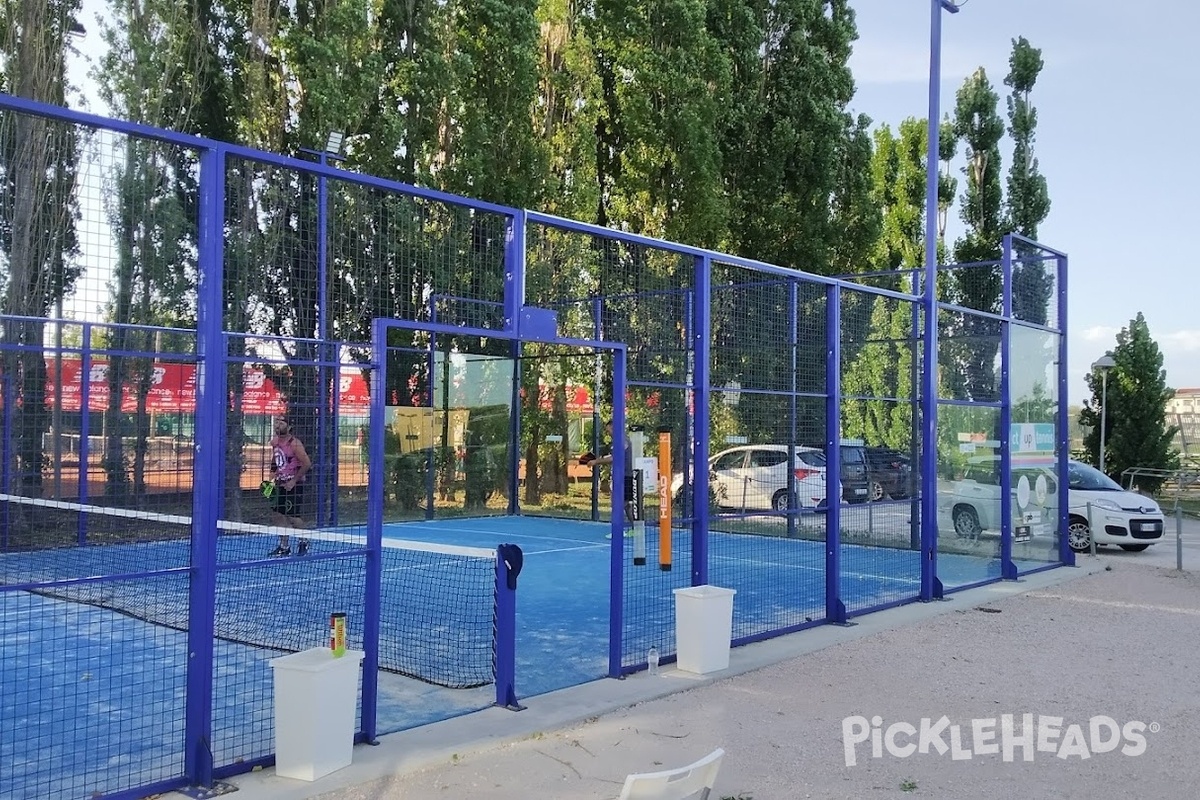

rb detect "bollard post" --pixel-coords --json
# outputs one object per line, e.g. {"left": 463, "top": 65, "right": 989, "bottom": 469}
{"left": 867, "top": 487, "right": 874, "bottom": 535}
{"left": 1177, "top": 504, "right": 1184, "bottom": 572}
{"left": 1087, "top": 501, "right": 1096, "bottom": 558}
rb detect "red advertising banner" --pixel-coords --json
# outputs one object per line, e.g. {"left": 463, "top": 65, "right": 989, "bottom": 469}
{"left": 43, "top": 359, "right": 373, "bottom": 415}
{"left": 39, "top": 358, "right": 590, "bottom": 416}
{"left": 534, "top": 383, "right": 595, "bottom": 415}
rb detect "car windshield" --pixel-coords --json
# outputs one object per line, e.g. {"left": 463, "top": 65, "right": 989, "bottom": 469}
{"left": 1068, "top": 461, "right": 1122, "bottom": 491}
{"left": 797, "top": 450, "right": 827, "bottom": 467}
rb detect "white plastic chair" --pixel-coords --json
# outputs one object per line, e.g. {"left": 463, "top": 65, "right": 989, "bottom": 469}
{"left": 617, "top": 747, "right": 725, "bottom": 800}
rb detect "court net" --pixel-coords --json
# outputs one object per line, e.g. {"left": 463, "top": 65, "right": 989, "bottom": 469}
{"left": 0, "top": 494, "right": 499, "bottom": 689}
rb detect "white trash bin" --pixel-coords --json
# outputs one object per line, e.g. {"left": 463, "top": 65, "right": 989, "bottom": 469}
{"left": 269, "top": 647, "right": 365, "bottom": 781}
{"left": 672, "top": 585, "right": 737, "bottom": 674}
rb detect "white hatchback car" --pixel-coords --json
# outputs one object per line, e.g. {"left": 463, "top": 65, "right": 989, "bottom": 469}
{"left": 939, "top": 457, "right": 1165, "bottom": 553}
{"left": 670, "top": 445, "right": 840, "bottom": 512}
{"left": 1062, "top": 460, "right": 1165, "bottom": 552}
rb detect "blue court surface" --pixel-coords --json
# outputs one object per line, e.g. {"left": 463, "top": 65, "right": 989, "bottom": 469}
{"left": 1, "top": 514, "right": 1058, "bottom": 798}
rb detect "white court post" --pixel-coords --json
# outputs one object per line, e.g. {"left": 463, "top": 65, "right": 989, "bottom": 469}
{"left": 630, "top": 427, "right": 648, "bottom": 565}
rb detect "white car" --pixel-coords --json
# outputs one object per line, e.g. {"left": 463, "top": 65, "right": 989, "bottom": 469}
{"left": 669, "top": 445, "right": 841, "bottom": 512}
{"left": 938, "top": 457, "right": 1164, "bottom": 553}
{"left": 1063, "top": 460, "right": 1164, "bottom": 552}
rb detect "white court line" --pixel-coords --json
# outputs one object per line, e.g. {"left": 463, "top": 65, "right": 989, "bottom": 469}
{"left": 388, "top": 522, "right": 605, "bottom": 548}
{"left": 710, "top": 552, "right": 922, "bottom": 585}
{"left": 1025, "top": 592, "right": 1200, "bottom": 616}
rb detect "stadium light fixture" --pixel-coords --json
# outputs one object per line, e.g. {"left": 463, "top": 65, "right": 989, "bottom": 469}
{"left": 324, "top": 130, "right": 345, "bottom": 156}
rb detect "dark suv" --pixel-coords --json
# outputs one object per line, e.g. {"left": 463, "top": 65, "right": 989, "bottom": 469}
{"left": 859, "top": 450, "right": 912, "bottom": 501}
{"left": 805, "top": 442, "right": 868, "bottom": 503}
{"left": 864, "top": 446, "right": 913, "bottom": 501}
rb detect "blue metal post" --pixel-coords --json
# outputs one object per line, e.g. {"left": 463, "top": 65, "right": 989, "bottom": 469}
{"left": 330, "top": 351, "right": 341, "bottom": 526}
{"left": 692, "top": 255, "right": 711, "bottom": 587}
{"left": 362, "top": 317, "right": 387, "bottom": 743}
{"left": 184, "top": 146, "right": 225, "bottom": 789}
{"left": 607, "top": 346, "right": 627, "bottom": 678}
{"left": 0, "top": 365, "right": 11, "bottom": 499}
{"left": 298, "top": 145, "right": 347, "bottom": 528}
{"left": 1056, "top": 253, "right": 1073, "bottom": 566}
{"left": 505, "top": 211, "right": 527, "bottom": 515}
{"left": 999, "top": 236, "right": 1016, "bottom": 579}
{"left": 493, "top": 546, "right": 522, "bottom": 709}
{"left": 787, "top": 280, "right": 798, "bottom": 540}
{"left": 825, "top": 284, "right": 846, "bottom": 624}
{"left": 427, "top": 297, "right": 438, "bottom": 519}
{"left": 78, "top": 327, "right": 93, "bottom": 542}
{"left": 503, "top": 210, "right": 527, "bottom": 336}
{"left": 591, "top": 296, "right": 604, "bottom": 522}
{"left": 0, "top": 365, "right": 11, "bottom": 545}
{"left": 910, "top": 273, "right": 922, "bottom": 551}
{"left": 683, "top": 289, "right": 694, "bottom": 529}
{"left": 921, "top": 0, "right": 959, "bottom": 602}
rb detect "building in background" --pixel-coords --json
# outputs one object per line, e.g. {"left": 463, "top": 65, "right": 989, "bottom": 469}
{"left": 1167, "top": 388, "right": 1200, "bottom": 461}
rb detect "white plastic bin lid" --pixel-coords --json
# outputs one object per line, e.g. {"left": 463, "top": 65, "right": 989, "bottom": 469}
{"left": 269, "top": 647, "right": 365, "bottom": 673}
{"left": 672, "top": 585, "right": 737, "bottom": 600}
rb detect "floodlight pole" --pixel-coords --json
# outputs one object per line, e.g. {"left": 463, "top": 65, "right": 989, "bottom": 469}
{"left": 1093, "top": 358, "right": 1113, "bottom": 474}
{"left": 300, "top": 136, "right": 345, "bottom": 526}
{"left": 920, "top": 0, "right": 959, "bottom": 602}
{"left": 1100, "top": 368, "right": 1109, "bottom": 473}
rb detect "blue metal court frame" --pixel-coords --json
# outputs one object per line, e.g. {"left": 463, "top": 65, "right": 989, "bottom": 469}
{"left": 0, "top": 89, "right": 1072, "bottom": 800}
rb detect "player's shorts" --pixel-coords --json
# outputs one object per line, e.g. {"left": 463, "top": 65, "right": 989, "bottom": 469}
{"left": 269, "top": 482, "right": 307, "bottom": 519}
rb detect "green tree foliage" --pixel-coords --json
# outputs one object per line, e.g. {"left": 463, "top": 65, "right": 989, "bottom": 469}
{"left": 590, "top": 0, "right": 729, "bottom": 247}
{"left": 951, "top": 68, "right": 1005, "bottom": 262}
{"left": 942, "top": 67, "right": 1004, "bottom": 402}
{"left": 1079, "top": 313, "right": 1179, "bottom": 492}
{"left": 871, "top": 119, "right": 927, "bottom": 273}
{"left": 840, "top": 120, "right": 925, "bottom": 448}
{"left": 718, "top": 0, "right": 859, "bottom": 273}
{"left": 95, "top": 0, "right": 216, "bottom": 498}
{"left": 445, "top": 0, "right": 545, "bottom": 208}
{"left": 703, "top": 1, "right": 862, "bottom": 451}
{"left": 0, "top": 0, "right": 83, "bottom": 496}
{"left": 1004, "top": 36, "right": 1052, "bottom": 325}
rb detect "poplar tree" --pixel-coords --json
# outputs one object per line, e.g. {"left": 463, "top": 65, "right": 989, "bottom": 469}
{"left": 1079, "top": 313, "right": 1179, "bottom": 491}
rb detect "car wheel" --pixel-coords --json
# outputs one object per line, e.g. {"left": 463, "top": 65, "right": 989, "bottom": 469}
{"left": 1120, "top": 544, "right": 1150, "bottom": 552}
{"left": 772, "top": 490, "right": 792, "bottom": 512}
{"left": 952, "top": 506, "right": 982, "bottom": 539}
{"left": 1066, "top": 516, "right": 1092, "bottom": 553}
{"left": 868, "top": 480, "right": 885, "bottom": 502}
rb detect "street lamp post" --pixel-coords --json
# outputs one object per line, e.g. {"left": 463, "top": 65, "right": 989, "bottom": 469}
{"left": 920, "top": 0, "right": 960, "bottom": 602}
{"left": 1092, "top": 354, "right": 1115, "bottom": 474}
{"left": 299, "top": 132, "right": 345, "bottom": 526}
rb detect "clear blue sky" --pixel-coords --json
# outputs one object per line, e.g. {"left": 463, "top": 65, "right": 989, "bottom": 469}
{"left": 67, "top": 0, "right": 1198, "bottom": 405}
{"left": 848, "top": 0, "right": 1200, "bottom": 404}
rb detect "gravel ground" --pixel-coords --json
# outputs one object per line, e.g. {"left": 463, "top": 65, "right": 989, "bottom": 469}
{"left": 224, "top": 550, "right": 1200, "bottom": 800}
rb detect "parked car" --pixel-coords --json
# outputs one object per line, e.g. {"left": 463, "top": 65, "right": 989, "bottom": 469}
{"left": 804, "top": 440, "right": 870, "bottom": 504}
{"left": 669, "top": 444, "right": 842, "bottom": 512}
{"left": 1063, "top": 460, "right": 1165, "bottom": 552}
{"left": 938, "top": 458, "right": 1053, "bottom": 542}
{"left": 938, "top": 457, "right": 1165, "bottom": 553}
{"left": 864, "top": 446, "right": 912, "bottom": 501}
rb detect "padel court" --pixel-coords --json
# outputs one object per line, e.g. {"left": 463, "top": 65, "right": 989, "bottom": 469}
{"left": 1, "top": 509, "right": 1055, "bottom": 799}
{"left": 0, "top": 94, "right": 1071, "bottom": 800}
